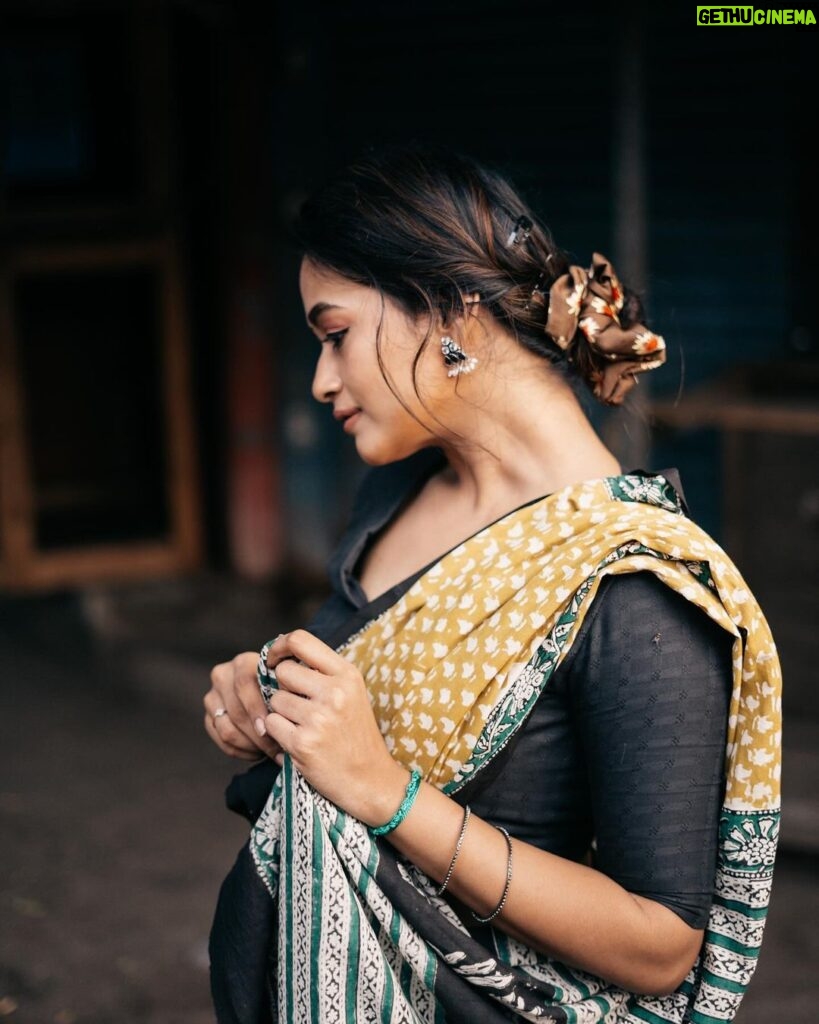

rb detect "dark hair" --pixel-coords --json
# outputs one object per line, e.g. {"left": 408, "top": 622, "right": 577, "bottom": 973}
{"left": 290, "top": 141, "right": 646, "bottom": 425}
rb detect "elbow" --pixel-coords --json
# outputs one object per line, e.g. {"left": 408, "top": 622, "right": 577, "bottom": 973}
{"left": 637, "top": 937, "right": 703, "bottom": 997}
{"left": 641, "top": 964, "right": 693, "bottom": 999}
{"left": 618, "top": 899, "right": 704, "bottom": 997}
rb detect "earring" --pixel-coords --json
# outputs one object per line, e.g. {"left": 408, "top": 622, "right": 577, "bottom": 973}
{"left": 440, "top": 336, "right": 478, "bottom": 377}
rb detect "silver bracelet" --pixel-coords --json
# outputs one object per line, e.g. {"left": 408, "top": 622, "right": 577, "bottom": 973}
{"left": 471, "top": 826, "right": 513, "bottom": 924}
{"left": 434, "top": 804, "right": 471, "bottom": 897}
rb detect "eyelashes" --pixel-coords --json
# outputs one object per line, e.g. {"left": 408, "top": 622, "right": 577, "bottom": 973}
{"left": 323, "top": 329, "right": 348, "bottom": 350}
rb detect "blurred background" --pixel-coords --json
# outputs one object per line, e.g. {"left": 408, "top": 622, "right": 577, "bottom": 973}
{"left": 0, "top": 2, "right": 816, "bottom": 1021}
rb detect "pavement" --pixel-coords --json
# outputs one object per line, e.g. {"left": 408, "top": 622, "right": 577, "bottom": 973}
{"left": 0, "top": 572, "right": 816, "bottom": 1023}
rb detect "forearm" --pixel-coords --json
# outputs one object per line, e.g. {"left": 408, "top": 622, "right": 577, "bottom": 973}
{"left": 367, "top": 773, "right": 703, "bottom": 996}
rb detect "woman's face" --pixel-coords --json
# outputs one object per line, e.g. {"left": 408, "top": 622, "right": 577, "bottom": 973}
{"left": 299, "top": 257, "right": 450, "bottom": 465}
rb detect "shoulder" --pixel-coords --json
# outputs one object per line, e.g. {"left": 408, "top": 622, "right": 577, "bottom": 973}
{"left": 559, "top": 570, "right": 735, "bottom": 698}
{"left": 581, "top": 570, "right": 724, "bottom": 635}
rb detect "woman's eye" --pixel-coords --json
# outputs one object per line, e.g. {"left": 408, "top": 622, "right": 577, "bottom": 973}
{"left": 323, "top": 329, "right": 348, "bottom": 350}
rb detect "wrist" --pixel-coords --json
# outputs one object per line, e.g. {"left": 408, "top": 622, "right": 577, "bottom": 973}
{"left": 361, "top": 761, "right": 416, "bottom": 829}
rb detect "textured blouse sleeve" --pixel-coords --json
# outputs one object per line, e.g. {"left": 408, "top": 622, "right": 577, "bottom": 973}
{"left": 560, "top": 570, "right": 734, "bottom": 929}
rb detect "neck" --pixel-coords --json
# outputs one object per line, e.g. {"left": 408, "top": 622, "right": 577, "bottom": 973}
{"left": 428, "top": 356, "right": 621, "bottom": 516}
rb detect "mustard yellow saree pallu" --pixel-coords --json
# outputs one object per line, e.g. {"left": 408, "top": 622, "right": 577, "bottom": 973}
{"left": 250, "top": 473, "right": 781, "bottom": 1024}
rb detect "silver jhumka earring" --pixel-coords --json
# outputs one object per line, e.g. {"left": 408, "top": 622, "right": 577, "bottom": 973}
{"left": 440, "top": 336, "right": 478, "bottom": 377}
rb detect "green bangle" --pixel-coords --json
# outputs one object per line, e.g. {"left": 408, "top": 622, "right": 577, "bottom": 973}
{"left": 371, "top": 769, "right": 422, "bottom": 836}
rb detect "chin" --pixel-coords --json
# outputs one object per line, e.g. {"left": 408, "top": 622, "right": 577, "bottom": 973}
{"left": 354, "top": 433, "right": 421, "bottom": 467}
{"left": 355, "top": 444, "right": 402, "bottom": 467}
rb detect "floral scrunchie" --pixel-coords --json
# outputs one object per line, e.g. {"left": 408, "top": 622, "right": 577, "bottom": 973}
{"left": 544, "top": 252, "right": 666, "bottom": 405}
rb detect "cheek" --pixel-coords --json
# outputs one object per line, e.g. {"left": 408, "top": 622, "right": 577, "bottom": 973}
{"left": 382, "top": 334, "right": 442, "bottom": 395}
{"left": 403, "top": 344, "right": 450, "bottom": 407}
{"left": 379, "top": 323, "right": 427, "bottom": 373}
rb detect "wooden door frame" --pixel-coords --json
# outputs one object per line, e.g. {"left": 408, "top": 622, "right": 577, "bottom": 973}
{"left": 0, "top": 236, "right": 202, "bottom": 589}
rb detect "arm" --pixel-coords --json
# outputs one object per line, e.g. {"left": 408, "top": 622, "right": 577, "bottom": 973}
{"left": 262, "top": 576, "right": 732, "bottom": 996}
{"left": 373, "top": 572, "right": 731, "bottom": 994}
{"left": 377, "top": 777, "right": 703, "bottom": 996}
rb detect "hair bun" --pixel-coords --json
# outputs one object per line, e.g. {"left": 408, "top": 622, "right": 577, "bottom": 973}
{"left": 543, "top": 253, "right": 666, "bottom": 405}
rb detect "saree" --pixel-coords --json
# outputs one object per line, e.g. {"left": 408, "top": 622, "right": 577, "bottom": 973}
{"left": 249, "top": 473, "right": 781, "bottom": 1023}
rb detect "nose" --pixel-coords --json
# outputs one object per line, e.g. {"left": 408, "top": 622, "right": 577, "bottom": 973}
{"left": 311, "top": 346, "right": 342, "bottom": 404}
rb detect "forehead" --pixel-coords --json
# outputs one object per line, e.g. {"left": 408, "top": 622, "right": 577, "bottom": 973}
{"left": 299, "top": 258, "right": 381, "bottom": 319}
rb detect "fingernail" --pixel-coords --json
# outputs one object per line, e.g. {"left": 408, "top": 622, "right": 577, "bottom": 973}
{"left": 254, "top": 717, "right": 266, "bottom": 737}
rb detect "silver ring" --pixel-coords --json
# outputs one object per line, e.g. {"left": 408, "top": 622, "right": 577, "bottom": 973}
{"left": 213, "top": 707, "right": 228, "bottom": 721}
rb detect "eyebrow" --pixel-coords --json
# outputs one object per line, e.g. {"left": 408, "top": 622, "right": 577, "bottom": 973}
{"left": 307, "top": 302, "right": 346, "bottom": 327}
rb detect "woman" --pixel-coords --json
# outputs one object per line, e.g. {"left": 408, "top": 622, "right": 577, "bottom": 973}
{"left": 203, "top": 143, "right": 781, "bottom": 1024}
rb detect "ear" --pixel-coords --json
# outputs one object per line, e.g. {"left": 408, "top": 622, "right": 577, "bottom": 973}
{"left": 463, "top": 291, "right": 487, "bottom": 347}
{"left": 443, "top": 291, "right": 481, "bottom": 330}
{"left": 436, "top": 291, "right": 482, "bottom": 335}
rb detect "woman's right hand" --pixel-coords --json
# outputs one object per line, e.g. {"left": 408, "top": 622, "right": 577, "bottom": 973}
{"left": 204, "top": 652, "right": 282, "bottom": 761}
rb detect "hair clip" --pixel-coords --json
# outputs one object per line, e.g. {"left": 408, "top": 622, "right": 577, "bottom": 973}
{"left": 523, "top": 269, "right": 548, "bottom": 312}
{"left": 506, "top": 214, "right": 533, "bottom": 247}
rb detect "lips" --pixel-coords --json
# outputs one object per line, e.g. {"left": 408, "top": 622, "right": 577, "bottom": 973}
{"left": 341, "top": 410, "right": 362, "bottom": 432}
{"left": 333, "top": 407, "right": 362, "bottom": 423}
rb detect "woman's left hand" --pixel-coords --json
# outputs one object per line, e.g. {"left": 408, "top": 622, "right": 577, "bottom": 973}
{"left": 262, "top": 629, "right": 410, "bottom": 826}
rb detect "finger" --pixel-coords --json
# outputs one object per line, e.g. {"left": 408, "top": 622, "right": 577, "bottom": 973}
{"left": 209, "top": 663, "right": 250, "bottom": 724}
{"left": 203, "top": 711, "right": 238, "bottom": 756}
{"left": 268, "top": 688, "right": 310, "bottom": 726}
{"left": 233, "top": 657, "right": 278, "bottom": 726}
{"left": 203, "top": 686, "right": 229, "bottom": 719}
{"left": 264, "top": 711, "right": 299, "bottom": 754}
{"left": 210, "top": 659, "right": 246, "bottom": 713}
{"left": 271, "top": 658, "right": 325, "bottom": 699}
{"left": 204, "top": 688, "right": 258, "bottom": 750}
{"left": 209, "top": 659, "right": 279, "bottom": 755}
{"left": 266, "top": 629, "right": 349, "bottom": 678}
{"left": 208, "top": 701, "right": 266, "bottom": 755}
{"left": 204, "top": 712, "right": 263, "bottom": 761}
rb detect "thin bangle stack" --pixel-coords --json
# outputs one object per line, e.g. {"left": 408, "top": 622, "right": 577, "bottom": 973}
{"left": 471, "top": 826, "right": 513, "bottom": 924}
{"left": 434, "top": 804, "right": 471, "bottom": 897}
{"left": 433, "top": 803, "right": 513, "bottom": 925}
